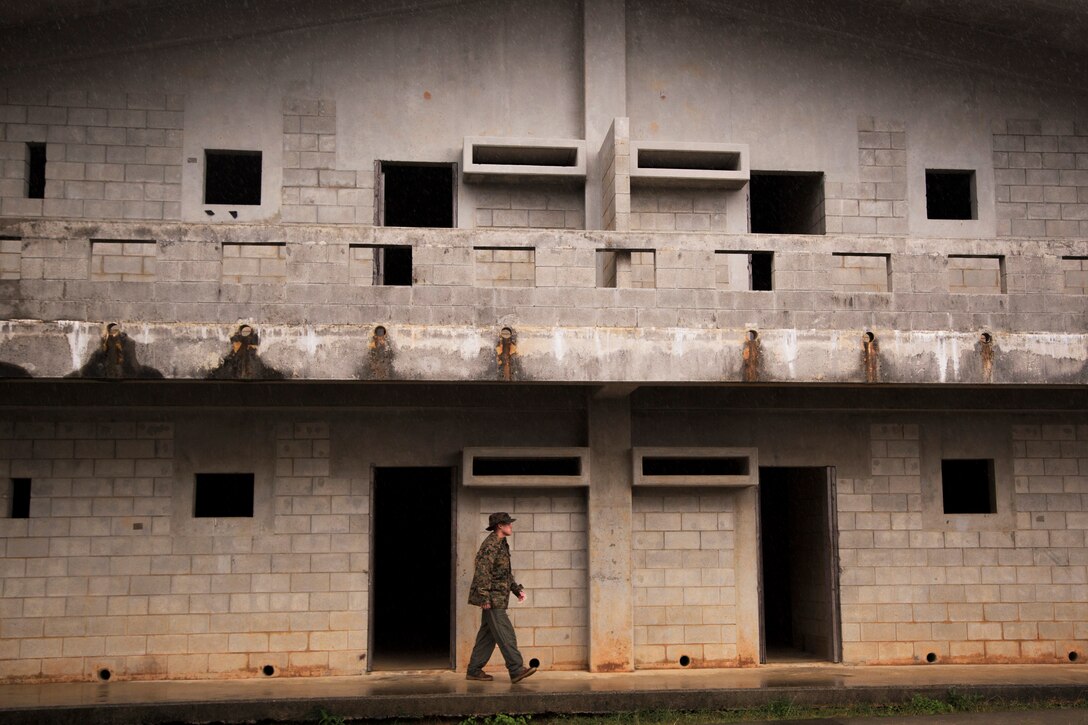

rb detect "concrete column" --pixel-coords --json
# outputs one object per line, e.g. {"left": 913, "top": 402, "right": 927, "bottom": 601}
{"left": 584, "top": 0, "right": 627, "bottom": 230}
{"left": 586, "top": 391, "right": 634, "bottom": 671}
{"left": 734, "top": 485, "right": 761, "bottom": 665}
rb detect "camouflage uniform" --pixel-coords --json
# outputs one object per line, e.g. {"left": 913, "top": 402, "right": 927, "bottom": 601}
{"left": 467, "top": 531, "right": 526, "bottom": 676}
{"left": 468, "top": 531, "right": 524, "bottom": 608}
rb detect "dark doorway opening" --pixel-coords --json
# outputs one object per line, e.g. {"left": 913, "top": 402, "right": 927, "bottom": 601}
{"left": 759, "top": 466, "right": 840, "bottom": 663}
{"left": 750, "top": 172, "right": 825, "bottom": 234}
{"left": 379, "top": 163, "right": 455, "bottom": 227}
{"left": 370, "top": 467, "right": 453, "bottom": 670}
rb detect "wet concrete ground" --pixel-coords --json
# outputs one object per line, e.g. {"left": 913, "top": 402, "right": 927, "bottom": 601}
{"left": 0, "top": 663, "right": 1084, "bottom": 724}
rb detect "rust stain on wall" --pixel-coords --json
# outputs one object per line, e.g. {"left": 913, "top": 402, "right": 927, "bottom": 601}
{"left": 862, "top": 332, "right": 880, "bottom": 384}
{"left": 495, "top": 326, "right": 520, "bottom": 381}
{"left": 742, "top": 331, "right": 760, "bottom": 382}
{"left": 71, "top": 323, "right": 163, "bottom": 379}
{"left": 207, "top": 325, "right": 285, "bottom": 380}
{"left": 361, "top": 326, "right": 395, "bottom": 380}
{"left": 979, "top": 332, "right": 994, "bottom": 383}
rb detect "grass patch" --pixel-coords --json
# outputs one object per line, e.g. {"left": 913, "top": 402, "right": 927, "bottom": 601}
{"left": 475, "top": 694, "right": 1087, "bottom": 725}
{"left": 301, "top": 695, "right": 1087, "bottom": 724}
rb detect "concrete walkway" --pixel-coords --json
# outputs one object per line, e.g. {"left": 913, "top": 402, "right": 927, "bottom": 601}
{"left": 0, "top": 664, "right": 1085, "bottom": 724}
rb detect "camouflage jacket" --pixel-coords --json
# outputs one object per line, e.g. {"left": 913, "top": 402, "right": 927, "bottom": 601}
{"left": 468, "top": 532, "right": 523, "bottom": 609}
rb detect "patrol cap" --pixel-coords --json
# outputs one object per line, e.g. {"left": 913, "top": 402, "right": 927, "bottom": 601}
{"left": 486, "top": 511, "right": 516, "bottom": 531}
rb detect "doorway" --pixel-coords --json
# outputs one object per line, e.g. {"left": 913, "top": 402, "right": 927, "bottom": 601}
{"left": 369, "top": 467, "right": 454, "bottom": 670}
{"left": 377, "top": 162, "right": 456, "bottom": 227}
{"left": 758, "top": 466, "right": 841, "bottom": 663}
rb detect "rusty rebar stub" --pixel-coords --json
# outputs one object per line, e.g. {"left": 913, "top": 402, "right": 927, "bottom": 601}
{"left": 70, "top": 322, "right": 164, "bottom": 379}
{"left": 742, "top": 330, "right": 760, "bottom": 383}
{"left": 206, "top": 324, "right": 285, "bottom": 380}
{"left": 362, "top": 325, "right": 396, "bottom": 380}
{"left": 978, "top": 331, "right": 995, "bottom": 383}
{"left": 862, "top": 331, "right": 881, "bottom": 384}
{"left": 496, "top": 326, "right": 520, "bottom": 381}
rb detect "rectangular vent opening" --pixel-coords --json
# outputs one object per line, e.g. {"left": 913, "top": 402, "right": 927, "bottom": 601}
{"left": 194, "top": 473, "right": 254, "bottom": 517}
{"left": 472, "top": 457, "right": 582, "bottom": 477}
{"left": 638, "top": 149, "right": 740, "bottom": 171}
{"left": 642, "top": 457, "right": 750, "bottom": 477}
{"left": 472, "top": 145, "right": 578, "bottom": 167}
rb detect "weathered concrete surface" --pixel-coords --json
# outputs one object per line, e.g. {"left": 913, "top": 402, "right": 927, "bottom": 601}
{"left": 0, "top": 665, "right": 1085, "bottom": 724}
{"left": 2, "top": 319, "right": 1084, "bottom": 385}
{"left": 2, "top": 222, "right": 1084, "bottom": 384}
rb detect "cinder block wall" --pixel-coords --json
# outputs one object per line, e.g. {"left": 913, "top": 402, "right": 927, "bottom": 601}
{"left": 475, "top": 491, "right": 588, "bottom": 670}
{"left": 994, "top": 119, "right": 1088, "bottom": 238}
{"left": 0, "top": 90, "right": 183, "bottom": 221}
{"left": 632, "top": 490, "right": 736, "bottom": 668}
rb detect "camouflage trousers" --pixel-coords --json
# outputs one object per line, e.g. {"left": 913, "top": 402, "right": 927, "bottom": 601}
{"left": 467, "top": 608, "right": 524, "bottom": 676}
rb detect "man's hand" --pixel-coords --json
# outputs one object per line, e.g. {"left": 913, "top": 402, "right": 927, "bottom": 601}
{"left": 482, "top": 602, "right": 491, "bottom": 609}
{"left": 516, "top": 590, "right": 526, "bottom": 602}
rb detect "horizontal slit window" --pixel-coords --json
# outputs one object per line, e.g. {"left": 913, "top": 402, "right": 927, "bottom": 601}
{"left": 194, "top": 473, "right": 254, "bottom": 517}
{"left": 637, "top": 149, "right": 740, "bottom": 171}
{"left": 472, "top": 457, "right": 582, "bottom": 477}
{"left": 641, "top": 457, "right": 750, "bottom": 477}
{"left": 472, "top": 146, "right": 578, "bottom": 167}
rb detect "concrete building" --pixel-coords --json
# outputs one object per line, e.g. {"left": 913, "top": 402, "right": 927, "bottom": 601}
{"left": 0, "top": 0, "right": 1086, "bottom": 682}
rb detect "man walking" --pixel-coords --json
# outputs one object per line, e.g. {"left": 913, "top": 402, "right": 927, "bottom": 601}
{"left": 466, "top": 512, "right": 537, "bottom": 683}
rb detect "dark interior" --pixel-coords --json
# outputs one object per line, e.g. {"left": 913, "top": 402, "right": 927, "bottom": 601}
{"left": 204, "top": 150, "right": 262, "bottom": 205}
{"left": 750, "top": 172, "right": 825, "bottom": 234}
{"left": 760, "top": 467, "right": 836, "bottom": 661}
{"left": 193, "top": 473, "right": 254, "bottom": 517}
{"left": 382, "top": 164, "right": 454, "bottom": 227}
{"left": 941, "top": 458, "right": 995, "bottom": 513}
{"left": 371, "top": 467, "right": 452, "bottom": 669}
{"left": 27, "top": 143, "right": 45, "bottom": 199}
{"left": 926, "top": 170, "right": 975, "bottom": 220}
{"left": 380, "top": 246, "right": 413, "bottom": 285}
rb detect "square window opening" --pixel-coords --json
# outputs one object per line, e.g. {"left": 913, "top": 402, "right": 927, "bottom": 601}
{"left": 194, "top": 473, "right": 254, "bottom": 517}
{"left": 379, "top": 162, "right": 455, "bottom": 228}
{"left": 926, "top": 170, "right": 976, "bottom": 220}
{"left": 596, "top": 249, "right": 655, "bottom": 288}
{"left": 26, "top": 143, "right": 46, "bottom": 199}
{"left": 10, "top": 478, "right": 30, "bottom": 519}
{"left": 750, "top": 172, "right": 825, "bottom": 234}
{"left": 204, "top": 150, "right": 262, "bottom": 206}
{"left": 941, "top": 459, "right": 995, "bottom": 514}
{"left": 375, "top": 245, "right": 413, "bottom": 286}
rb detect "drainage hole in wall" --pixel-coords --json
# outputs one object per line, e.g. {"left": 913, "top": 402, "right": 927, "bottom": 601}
{"left": 500, "top": 327, "right": 513, "bottom": 340}
{"left": 863, "top": 331, "right": 875, "bottom": 343}
{"left": 374, "top": 325, "right": 387, "bottom": 338}
{"left": 678, "top": 655, "right": 691, "bottom": 667}
{"left": 980, "top": 332, "right": 993, "bottom": 344}
{"left": 746, "top": 330, "right": 758, "bottom": 341}
{"left": 262, "top": 665, "right": 275, "bottom": 676}
{"left": 529, "top": 658, "right": 540, "bottom": 668}
{"left": 926, "top": 652, "right": 937, "bottom": 663}
{"left": 98, "top": 668, "right": 111, "bottom": 681}
{"left": 1070, "top": 651, "right": 1079, "bottom": 662}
